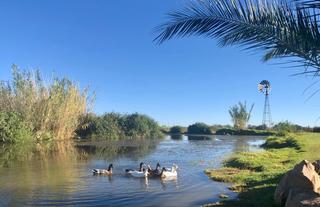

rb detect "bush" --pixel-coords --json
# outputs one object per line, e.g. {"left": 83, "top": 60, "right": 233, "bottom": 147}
{"left": 77, "top": 113, "right": 163, "bottom": 140}
{"left": 314, "top": 127, "right": 320, "bottom": 133}
{"left": 169, "top": 126, "right": 186, "bottom": 134}
{"left": 121, "top": 113, "right": 162, "bottom": 138}
{"left": 0, "top": 112, "right": 33, "bottom": 143}
{"left": 273, "top": 121, "right": 300, "bottom": 136}
{"left": 75, "top": 113, "right": 97, "bottom": 138}
{"left": 187, "top": 122, "right": 212, "bottom": 135}
{"left": 93, "top": 113, "right": 124, "bottom": 140}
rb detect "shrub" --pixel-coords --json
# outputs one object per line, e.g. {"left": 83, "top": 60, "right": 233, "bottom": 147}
{"left": 75, "top": 113, "right": 97, "bottom": 138}
{"left": 76, "top": 113, "right": 163, "bottom": 140}
{"left": 273, "top": 121, "right": 300, "bottom": 136}
{"left": 314, "top": 127, "right": 320, "bottom": 133}
{"left": 0, "top": 112, "right": 33, "bottom": 143}
{"left": 121, "top": 113, "right": 162, "bottom": 138}
{"left": 93, "top": 113, "right": 124, "bottom": 140}
{"left": 169, "top": 126, "right": 186, "bottom": 134}
{"left": 187, "top": 122, "right": 212, "bottom": 135}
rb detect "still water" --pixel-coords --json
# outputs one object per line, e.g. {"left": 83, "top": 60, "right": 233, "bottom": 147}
{"left": 0, "top": 135, "right": 265, "bottom": 207}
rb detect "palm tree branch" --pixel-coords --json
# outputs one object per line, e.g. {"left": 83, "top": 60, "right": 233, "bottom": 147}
{"left": 155, "top": 0, "right": 320, "bottom": 72}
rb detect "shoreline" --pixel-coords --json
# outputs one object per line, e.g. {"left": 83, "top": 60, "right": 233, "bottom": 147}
{"left": 202, "top": 133, "right": 320, "bottom": 207}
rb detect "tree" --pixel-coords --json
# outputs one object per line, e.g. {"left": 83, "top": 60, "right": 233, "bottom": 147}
{"left": 229, "top": 102, "right": 254, "bottom": 129}
{"left": 187, "top": 122, "right": 212, "bottom": 134}
{"left": 155, "top": 0, "right": 320, "bottom": 76}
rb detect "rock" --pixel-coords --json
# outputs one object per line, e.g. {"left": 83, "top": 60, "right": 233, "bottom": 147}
{"left": 313, "top": 161, "right": 320, "bottom": 175}
{"left": 285, "top": 189, "right": 320, "bottom": 207}
{"left": 275, "top": 160, "right": 320, "bottom": 206}
{"left": 219, "top": 194, "right": 229, "bottom": 199}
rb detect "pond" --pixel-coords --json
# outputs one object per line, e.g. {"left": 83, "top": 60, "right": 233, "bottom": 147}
{"left": 0, "top": 135, "right": 265, "bottom": 207}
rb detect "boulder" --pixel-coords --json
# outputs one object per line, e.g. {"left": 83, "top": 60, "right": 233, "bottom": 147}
{"left": 312, "top": 161, "right": 320, "bottom": 175}
{"left": 275, "top": 160, "right": 320, "bottom": 206}
{"left": 285, "top": 189, "right": 320, "bottom": 207}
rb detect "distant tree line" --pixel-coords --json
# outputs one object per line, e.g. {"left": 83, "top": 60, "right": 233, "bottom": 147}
{"left": 166, "top": 121, "right": 319, "bottom": 136}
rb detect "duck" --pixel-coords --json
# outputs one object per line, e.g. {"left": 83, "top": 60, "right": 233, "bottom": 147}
{"left": 129, "top": 168, "right": 149, "bottom": 178}
{"left": 92, "top": 164, "right": 113, "bottom": 175}
{"left": 147, "top": 162, "right": 162, "bottom": 177}
{"left": 125, "top": 162, "right": 145, "bottom": 174}
{"left": 161, "top": 164, "right": 178, "bottom": 178}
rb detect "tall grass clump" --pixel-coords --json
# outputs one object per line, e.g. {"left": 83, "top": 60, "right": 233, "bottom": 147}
{"left": 0, "top": 65, "right": 92, "bottom": 142}
{"left": 229, "top": 102, "right": 254, "bottom": 129}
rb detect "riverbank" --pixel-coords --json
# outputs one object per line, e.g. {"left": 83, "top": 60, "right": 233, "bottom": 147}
{"left": 204, "top": 133, "right": 320, "bottom": 207}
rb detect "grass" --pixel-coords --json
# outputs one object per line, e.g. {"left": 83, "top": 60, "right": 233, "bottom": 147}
{"left": 204, "top": 133, "right": 320, "bottom": 207}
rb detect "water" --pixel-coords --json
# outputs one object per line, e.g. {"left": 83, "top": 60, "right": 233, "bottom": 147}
{"left": 0, "top": 135, "right": 265, "bottom": 207}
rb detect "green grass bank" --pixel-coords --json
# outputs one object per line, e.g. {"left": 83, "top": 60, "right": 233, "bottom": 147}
{"left": 204, "top": 133, "right": 320, "bottom": 207}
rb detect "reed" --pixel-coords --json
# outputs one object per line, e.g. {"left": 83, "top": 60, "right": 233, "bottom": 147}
{"left": 0, "top": 65, "right": 93, "bottom": 141}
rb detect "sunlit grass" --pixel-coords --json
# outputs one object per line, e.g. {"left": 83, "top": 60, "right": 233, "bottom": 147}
{"left": 204, "top": 133, "right": 320, "bottom": 207}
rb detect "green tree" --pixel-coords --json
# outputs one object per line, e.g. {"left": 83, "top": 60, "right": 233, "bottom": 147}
{"left": 169, "top": 126, "right": 186, "bottom": 134}
{"left": 187, "top": 122, "right": 212, "bottom": 134}
{"left": 155, "top": 0, "right": 320, "bottom": 75}
{"left": 229, "top": 102, "right": 254, "bottom": 129}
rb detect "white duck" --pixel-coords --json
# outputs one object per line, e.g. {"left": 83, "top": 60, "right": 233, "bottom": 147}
{"left": 126, "top": 162, "right": 149, "bottom": 178}
{"left": 92, "top": 164, "right": 113, "bottom": 175}
{"left": 129, "top": 168, "right": 149, "bottom": 178}
{"left": 125, "top": 162, "right": 144, "bottom": 174}
{"left": 161, "top": 164, "right": 178, "bottom": 178}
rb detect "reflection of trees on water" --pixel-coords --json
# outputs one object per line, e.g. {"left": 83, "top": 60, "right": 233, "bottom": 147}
{"left": 187, "top": 135, "right": 212, "bottom": 140}
{"left": 232, "top": 136, "right": 264, "bottom": 153}
{"left": 0, "top": 139, "right": 159, "bottom": 167}
{"left": 0, "top": 141, "right": 87, "bottom": 168}
{"left": 75, "top": 140, "right": 159, "bottom": 161}
{"left": 0, "top": 141, "right": 88, "bottom": 206}
{"left": 170, "top": 134, "right": 183, "bottom": 140}
{"left": 0, "top": 139, "right": 159, "bottom": 206}
{"left": 233, "top": 137, "right": 250, "bottom": 152}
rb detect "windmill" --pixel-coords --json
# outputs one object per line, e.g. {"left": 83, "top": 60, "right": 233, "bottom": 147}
{"left": 258, "top": 80, "right": 272, "bottom": 128}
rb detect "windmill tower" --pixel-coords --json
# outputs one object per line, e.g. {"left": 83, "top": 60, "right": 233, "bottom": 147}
{"left": 258, "top": 80, "right": 272, "bottom": 128}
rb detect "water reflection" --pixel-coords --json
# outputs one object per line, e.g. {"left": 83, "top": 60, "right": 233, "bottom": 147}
{"left": 0, "top": 141, "right": 87, "bottom": 168}
{"left": 232, "top": 136, "right": 266, "bottom": 152}
{"left": 0, "top": 135, "right": 265, "bottom": 207}
{"left": 188, "top": 135, "right": 212, "bottom": 140}
{"left": 170, "top": 134, "right": 183, "bottom": 140}
{"left": 160, "top": 177, "right": 179, "bottom": 190}
{"left": 75, "top": 140, "right": 158, "bottom": 161}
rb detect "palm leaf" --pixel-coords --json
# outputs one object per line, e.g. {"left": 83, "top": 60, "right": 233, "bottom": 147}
{"left": 295, "top": 0, "right": 320, "bottom": 9}
{"left": 155, "top": 0, "right": 320, "bottom": 74}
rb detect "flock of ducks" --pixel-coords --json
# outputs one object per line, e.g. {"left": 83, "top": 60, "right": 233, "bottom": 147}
{"left": 92, "top": 162, "right": 178, "bottom": 178}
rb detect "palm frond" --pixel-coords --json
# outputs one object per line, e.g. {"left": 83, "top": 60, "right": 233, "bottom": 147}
{"left": 295, "top": 0, "right": 320, "bottom": 9}
{"left": 155, "top": 0, "right": 320, "bottom": 74}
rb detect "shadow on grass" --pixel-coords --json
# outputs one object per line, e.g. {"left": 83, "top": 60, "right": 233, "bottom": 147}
{"left": 204, "top": 176, "right": 282, "bottom": 207}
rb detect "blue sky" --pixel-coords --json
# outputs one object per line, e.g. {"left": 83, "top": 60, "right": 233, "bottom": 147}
{"left": 0, "top": 0, "right": 319, "bottom": 127}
